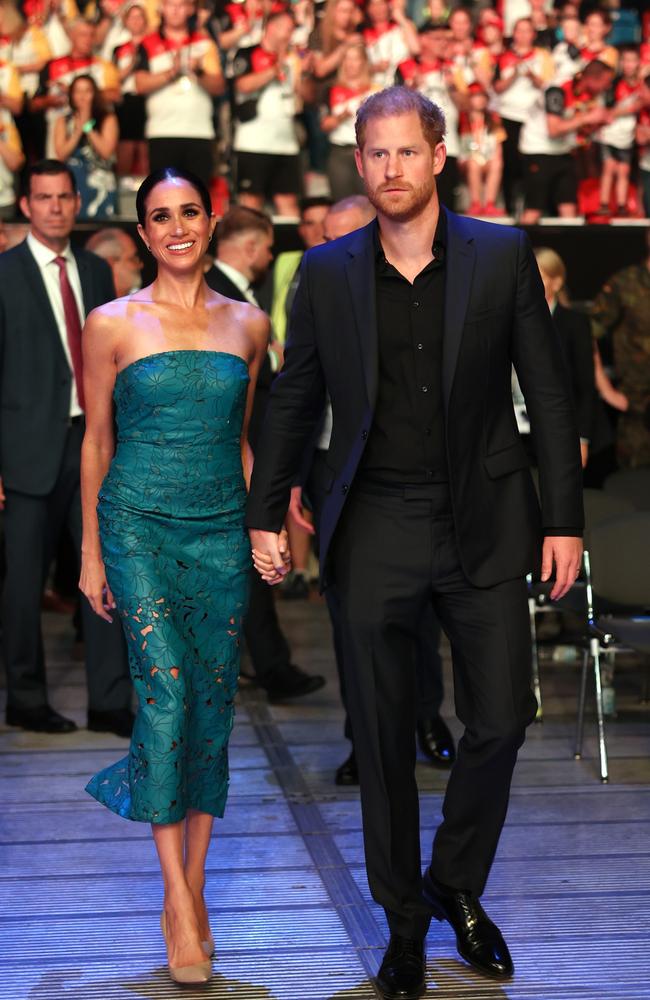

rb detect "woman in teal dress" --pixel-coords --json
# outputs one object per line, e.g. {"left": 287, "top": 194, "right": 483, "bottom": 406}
{"left": 79, "top": 167, "right": 270, "bottom": 985}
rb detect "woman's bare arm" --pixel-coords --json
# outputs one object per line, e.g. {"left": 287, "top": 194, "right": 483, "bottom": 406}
{"left": 79, "top": 306, "right": 120, "bottom": 621}
{"left": 240, "top": 308, "right": 271, "bottom": 490}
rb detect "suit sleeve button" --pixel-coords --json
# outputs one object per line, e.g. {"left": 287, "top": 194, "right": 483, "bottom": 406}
{"left": 362, "top": 430, "right": 368, "bottom": 440}
{"left": 342, "top": 483, "right": 349, "bottom": 494}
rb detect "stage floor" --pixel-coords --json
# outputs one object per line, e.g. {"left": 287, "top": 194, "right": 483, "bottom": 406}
{"left": 1, "top": 597, "right": 649, "bottom": 1000}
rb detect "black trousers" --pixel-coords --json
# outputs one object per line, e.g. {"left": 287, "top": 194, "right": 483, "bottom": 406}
{"left": 148, "top": 138, "right": 215, "bottom": 190}
{"left": 2, "top": 422, "right": 131, "bottom": 714}
{"left": 307, "top": 452, "right": 445, "bottom": 743}
{"left": 331, "top": 481, "right": 537, "bottom": 940}
{"left": 243, "top": 567, "right": 292, "bottom": 683}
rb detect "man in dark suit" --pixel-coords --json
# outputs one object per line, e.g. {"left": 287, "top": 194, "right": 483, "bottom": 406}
{"left": 0, "top": 160, "right": 131, "bottom": 736}
{"left": 247, "top": 88, "right": 583, "bottom": 999}
{"left": 205, "top": 206, "right": 325, "bottom": 703}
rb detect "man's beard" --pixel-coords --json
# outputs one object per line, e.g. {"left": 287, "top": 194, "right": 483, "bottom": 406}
{"left": 366, "top": 175, "right": 436, "bottom": 222}
{"left": 365, "top": 175, "right": 437, "bottom": 222}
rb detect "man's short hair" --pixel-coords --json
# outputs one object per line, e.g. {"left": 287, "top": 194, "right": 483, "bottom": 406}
{"left": 584, "top": 8, "right": 611, "bottom": 26}
{"left": 418, "top": 19, "right": 448, "bottom": 35}
{"left": 328, "top": 195, "right": 375, "bottom": 224}
{"left": 265, "top": 9, "right": 294, "bottom": 28}
{"left": 216, "top": 205, "right": 273, "bottom": 243}
{"left": 85, "top": 227, "right": 126, "bottom": 259}
{"left": 355, "top": 86, "right": 446, "bottom": 151}
{"left": 581, "top": 57, "right": 615, "bottom": 80}
{"left": 23, "top": 159, "right": 77, "bottom": 198}
{"left": 299, "top": 196, "right": 334, "bottom": 217}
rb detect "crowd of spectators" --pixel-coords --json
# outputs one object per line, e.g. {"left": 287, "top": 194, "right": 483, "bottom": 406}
{"left": 0, "top": 0, "right": 649, "bottom": 221}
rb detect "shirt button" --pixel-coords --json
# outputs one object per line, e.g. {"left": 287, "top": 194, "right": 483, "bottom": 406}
{"left": 342, "top": 483, "right": 349, "bottom": 494}
{"left": 362, "top": 429, "right": 368, "bottom": 440}
{"left": 413, "top": 300, "right": 420, "bottom": 308}
{"left": 424, "top": 428, "right": 431, "bottom": 436}
{"left": 426, "top": 469, "right": 434, "bottom": 477}
{"left": 417, "top": 343, "right": 423, "bottom": 351}
{"left": 421, "top": 386, "right": 428, "bottom": 393}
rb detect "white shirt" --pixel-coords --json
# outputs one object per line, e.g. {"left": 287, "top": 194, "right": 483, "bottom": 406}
{"left": 27, "top": 232, "right": 85, "bottom": 417}
{"left": 214, "top": 261, "right": 279, "bottom": 371}
{"left": 214, "top": 260, "right": 259, "bottom": 306}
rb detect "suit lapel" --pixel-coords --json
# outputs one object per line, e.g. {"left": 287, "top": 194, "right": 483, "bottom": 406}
{"left": 73, "top": 248, "right": 94, "bottom": 315}
{"left": 18, "top": 241, "right": 69, "bottom": 365}
{"left": 344, "top": 222, "right": 378, "bottom": 409}
{"left": 443, "top": 211, "right": 476, "bottom": 412}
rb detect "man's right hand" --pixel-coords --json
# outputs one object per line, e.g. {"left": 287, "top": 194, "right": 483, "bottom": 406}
{"left": 249, "top": 528, "right": 292, "bottom": 585}
{"left": 0, "top": 475, "right": 5, "bottom": 511}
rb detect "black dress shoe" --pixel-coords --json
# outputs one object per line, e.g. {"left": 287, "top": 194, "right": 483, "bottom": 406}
{"left": 335, "top": 749, "right": 359, "bottom": 786}
{"left": 5, "top": 705, "right": 77, "bottom": 734}
{"left": 417, "top": 717, "right": 455, "bottom": 768}
{"left": 87, "top": 709, "right": 135, "bottom": 739}
{"left": 422, "top": 869, "right": 513, "bottom": 979}
{"left": 264, "top": 665, "right": 326, "bottom": 703}
{"left": 376, "top": 935, "right": 426, "bottom": 1000}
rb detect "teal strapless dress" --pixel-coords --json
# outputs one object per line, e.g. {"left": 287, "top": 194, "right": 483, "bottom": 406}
{"left": 85, "top": 350, "right": 251, "bottom": 824}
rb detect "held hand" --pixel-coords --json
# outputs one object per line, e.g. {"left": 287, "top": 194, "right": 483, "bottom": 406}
{"left": 541, "top": 536, "right": 583, "bottom": 601}
{"left": 79, "top": 557, "right": 117, "bottom": 622}
{"left": 580, "top": 441, "right": 589, "bottom": 468}
{"left": 0, "top": 475, "right": 5, "bottom": 511}
{"left": 250, "top": 528, "right": 292, "bottom": 585}
{"left": 288, "top": 485, "right": 315, "bottom": 535}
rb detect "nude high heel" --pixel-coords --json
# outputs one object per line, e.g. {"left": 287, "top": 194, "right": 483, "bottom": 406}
{"left": 160, "top": 912, "right": 212, "bottom": 984}
{"left": 202, "top": 934, "right": 215, "bottom": 958}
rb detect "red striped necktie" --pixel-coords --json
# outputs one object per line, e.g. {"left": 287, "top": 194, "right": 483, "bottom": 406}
{"left": 54, "top": 255, "right": 85, "bottom": 411}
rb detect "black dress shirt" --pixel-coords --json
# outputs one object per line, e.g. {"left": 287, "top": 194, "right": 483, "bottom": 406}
{"left": 357, "top": 210, "right": 448, "bottom": 486}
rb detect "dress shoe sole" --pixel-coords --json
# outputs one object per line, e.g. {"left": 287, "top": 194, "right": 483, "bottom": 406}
{"left": 457, "top": 945, "right": 514, "bottom": 980}
{"left": 375, "top": 978, "right": 425, "bottom": 1000}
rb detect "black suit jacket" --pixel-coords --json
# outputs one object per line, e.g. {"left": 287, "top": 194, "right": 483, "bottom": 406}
{"left": 0, "top": 239, "right": 115, "bottom": 496}
{"left": 246, "top": 212, "right": 584, "bottom": 588}
{"left": 204, "top": 262, "right": 273, "bottom": 452}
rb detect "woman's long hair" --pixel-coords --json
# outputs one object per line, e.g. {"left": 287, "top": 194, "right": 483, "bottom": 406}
{"left": 320, "top": 0, "right": 356, "bottom": 54}
{"left": 336, "top": 41, "right": 372, "bottom": 89}
{"left": 69, "top": 74, "right": 109, "bottom": 129}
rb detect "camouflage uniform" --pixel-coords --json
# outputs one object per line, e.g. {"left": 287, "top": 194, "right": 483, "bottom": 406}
{"left": 591, "top": 264, "right": 650, "bottom": 469}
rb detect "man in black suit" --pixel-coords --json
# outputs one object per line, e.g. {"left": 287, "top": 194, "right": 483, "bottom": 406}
{"left": 0, "top": 160, "right": 131, "bottom": 736}
{"left": 247, "top": 88, "right": 583, "bottom": 999}
{"left": 205, "top": 206, "right": 325, "bottom": 703}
